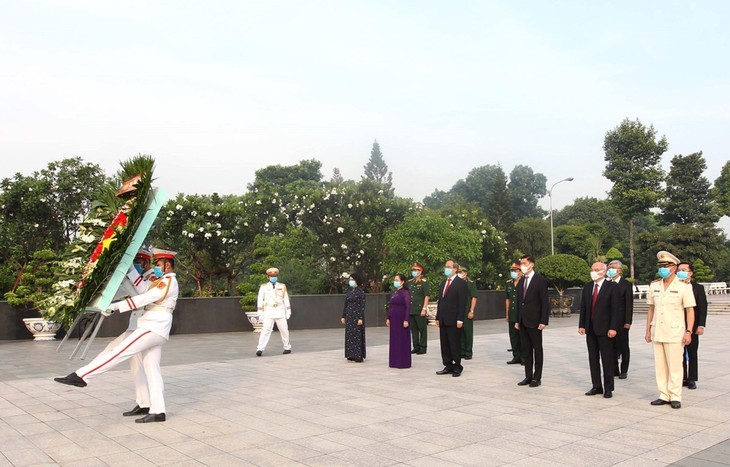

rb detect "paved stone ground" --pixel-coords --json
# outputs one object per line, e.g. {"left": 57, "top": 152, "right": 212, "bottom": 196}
{"left": 1, "top": 310, "right": 729, "bottom": 466}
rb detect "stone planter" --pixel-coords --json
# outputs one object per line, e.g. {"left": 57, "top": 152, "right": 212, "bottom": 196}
{"left": 426, "top": 302, "right": 438, "bottom": 326}
{"left": 245, "top": 311, "right": 264, "bottom": 333}
{"left": 21, "top": 318, "right": 61, "bottom": 341}
{"left": 550, "top": 295, "right": 574, "bottom": 317}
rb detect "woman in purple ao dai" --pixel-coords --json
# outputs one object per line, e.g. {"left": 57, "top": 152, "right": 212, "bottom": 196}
{"left": 386, "top": 274, "right": 412, "bottom": 369}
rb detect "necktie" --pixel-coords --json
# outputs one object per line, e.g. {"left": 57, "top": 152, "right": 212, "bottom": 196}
{"left": 522, "top": 276, "right": 529, "bottom": 298}
{"left": 443, "top": 278, "right": 452, "bottom": 297}
{"left": 591, "top": 283, "right": 599, "bottom": 319}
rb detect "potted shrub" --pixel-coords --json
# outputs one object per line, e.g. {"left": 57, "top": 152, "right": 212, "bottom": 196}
{"left": 236, "top": 272, "right": 267, "bottom": 333}
{"left": 535, "top": 254, "right": 589, "bottom": 317}
{"left": 4, "top": 249, "right": 62, "bottom": 340}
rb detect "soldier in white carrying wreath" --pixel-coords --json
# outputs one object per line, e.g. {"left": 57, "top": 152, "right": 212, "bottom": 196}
{"left": 255, "top": 267, "right": 292, "bottom": 356}
{"left": 55, "top": 248, "right": 179, "bottom": 424}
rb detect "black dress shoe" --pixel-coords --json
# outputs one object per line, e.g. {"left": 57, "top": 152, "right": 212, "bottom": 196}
{"left": 416, "top": 351, "right": 426, "bottom": 355}
{"left": 529, "top": 380, "right": 541, "bottom": 387}
{"left": 256, "top": 351, "right": 262, "bottom": 356}
{"left": 618, "top": 373, "right": 627, "bottom": 380}
{"left": 283, "top": 349, "right": 291, "bottom": 354}
{"left": 135, "top": 413, "right": 166, "bottom": 423}
{"left": 452, "top": 371, "right": 462, "bottom": 377}
{"left": 506, "top": 358, "right": 521, "bottom": 365}
{"left": 682, "top": 380, "right": 689, "bottom": 387}
{"left": 123, "top": 405, "right": 149, "bottom": 417}
{"left": 650, "top": 398, "right": 670, "bottom": 406}
{"left": 687, "top": 381, "right": 697, "bottom": 390}
{"left": 603, "top": 391, "right": 613, "bottom": 399}
{"left": 436, "top": 369, "right": 453, "bottom": 375}
{"left": 411, "top": 349, "right": 418, "bottom": 354}
{"left": 517, "top": 378, "right": 531, "bottom": 386}
{"left": 463, "top": 356, "right": 472, "bottom": 360}
{"left": 54, "top": 372, "right": 87, "bottom": 388}
{"left": 585, "top": 388, "right": 603, "bottom": 396}
{"left": 670, "top": 401, "right": 681, "bottom": 409}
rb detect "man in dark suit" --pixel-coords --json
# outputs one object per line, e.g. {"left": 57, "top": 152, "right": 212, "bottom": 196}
{"left": 435, "top": 259, "right": 469, "bottom": 377}
{"left": 607, "top": 260, "right": 633, "bottom": 379}
{"left": 515, "top": 255, "right": 549, "bottom": 387}
{"left": 579, "top": 262, "right": 621, "bottom": 398}
{"left": 678, "top": 262, "right": 708, "bottom": 390}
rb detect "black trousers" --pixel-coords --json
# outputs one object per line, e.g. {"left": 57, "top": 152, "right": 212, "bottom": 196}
{"left": 587, "top": 331, "right": 615, "bottom": 391}
{"left": 519, "top": 326, "right": 543, "bottom": 380}
{"left": 613, "top": 326, "right": 630, "bottom": 374}
{"left": 509, "top": 321, "right": 522, "bottom": 360}
{"left": 439, "top": 324, "right": 462, "bottom": 373}
{"left": 683, "top": 333, "right": 700, "bottom": 382}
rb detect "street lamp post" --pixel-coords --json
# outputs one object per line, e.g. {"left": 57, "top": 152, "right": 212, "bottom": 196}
{"left": 549, "top": 177, "right": 574, "bottom": 255}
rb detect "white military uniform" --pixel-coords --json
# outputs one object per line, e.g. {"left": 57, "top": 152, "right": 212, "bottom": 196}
{"left": 647, "top": 276, "right": 696, "bottom": 402}
{"left": 256, "top": 281, "right": 292, "bottom": 352}
{"left": 76, "top": 271, "right": 179, "bottom": 415}
{"left": 96, "top": 266, "right": 157, "bottom": 409}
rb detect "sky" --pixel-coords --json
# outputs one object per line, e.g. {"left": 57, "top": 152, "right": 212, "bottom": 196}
{"left": 1, "top": 0, "right": 729, "bottom": 228}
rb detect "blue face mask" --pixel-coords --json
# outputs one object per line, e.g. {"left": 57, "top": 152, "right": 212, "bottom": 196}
{"left": 348, "top": 280, "right": 356, "bottom": 288}
{"left": 393, "top": 281, "right": 401, "bottom": 289}
{"left": 444, "top": 267, "right": 453, "bottom": 277}
{"left": 658, "top": 267, "right": 672, "bottom": 279}
{"left": 510, "top": 271, "right": 519, "bottom": 280}
{"left": 676, "top": 271, "right": 689, "bottom": 280}
{"left": 606, "top": 268, "right": 618, "bottom": 278}
{"left": 411, "top": 270, "right": 419, "bottom": 278}
{"left": 269, "top": 276, "right": 278, "bottom": 284}
{"left": 153, "top": 266, "right": 163, "bottom": 277}
{"left": 134, "top": 264, "right": 143, "bottom": 274}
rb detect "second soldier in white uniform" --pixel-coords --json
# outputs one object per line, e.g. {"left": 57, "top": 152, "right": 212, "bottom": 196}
{"left": 256, "top": 267, "right": 292, "bottom": 356}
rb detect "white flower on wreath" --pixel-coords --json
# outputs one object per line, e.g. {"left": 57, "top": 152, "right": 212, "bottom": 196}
{"left": 337, "top": 227, "right": 344, "bottom": 233}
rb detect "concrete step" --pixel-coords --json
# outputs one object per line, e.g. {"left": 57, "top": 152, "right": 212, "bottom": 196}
{"left": 633, "top": 302, "right": 730, "bottom": 314}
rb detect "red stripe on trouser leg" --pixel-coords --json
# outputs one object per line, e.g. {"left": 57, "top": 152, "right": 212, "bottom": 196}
{"left": 80, "top": 330, "right": 151, "bottom": 379}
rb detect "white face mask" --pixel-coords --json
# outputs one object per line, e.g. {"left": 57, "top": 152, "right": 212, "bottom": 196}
{"left": 590, "top": 270, "right": 605, "bottom": 282}
{"left": 520, "top": 264, "right": 530, "bottom": 274}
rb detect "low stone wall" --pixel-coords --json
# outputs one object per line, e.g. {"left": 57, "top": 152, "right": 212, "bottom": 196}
{"left": 0, "top": 288, "right": 583, "bottom": 340}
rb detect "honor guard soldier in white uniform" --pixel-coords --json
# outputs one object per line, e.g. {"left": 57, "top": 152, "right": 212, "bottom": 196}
{"left": 645, "top": 250, "right": 695, "bottom": 410}
{"left": 256, "top": 267, "right": 292, "bottom": 356}
{"left": 55, "top": 248, "right": 179, "bottom": 423}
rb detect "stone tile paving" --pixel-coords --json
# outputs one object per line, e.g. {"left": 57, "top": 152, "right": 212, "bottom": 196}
{"left": 0, "top": 313, "right": 728, "bottom": 466}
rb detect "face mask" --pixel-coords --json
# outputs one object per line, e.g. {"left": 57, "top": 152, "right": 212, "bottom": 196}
{"left": 348, "top": 280, "right": 356, "bottom": 288}
{"left": 510, "top": 271, "right": 519, "bottom": 280}
{"left": 411, "top": 270, "right": 419, "bottom": 278}
{"left": 269, "top": 276, "right": 278, "bottom": 284}
{"left": 658, "top": 267, "right": 672, "bottom": 279}
{"left": 676, "top": 271, "right": 689, "bottom": 281}
{"left": 590, "top": 271, "right": 603, "bottom": 281}
{"left": 606, "top": 268, "right": 617, "bottom": 278}
{"left": 134, "top": 264, "right": 143, "bottom": 274}
{"left": 153, "top": 266, "right": 163, "bottom": 277}
{"left": 393, "top": 281, "right": 401, "bottom": 289}
{"left": 520, "top": 265, "right": 530, "bottom": 274}
{"left": 444, "top": 267, "right": 453, "bottom": 277}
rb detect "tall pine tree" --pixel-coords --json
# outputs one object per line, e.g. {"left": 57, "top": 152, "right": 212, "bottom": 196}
{"left": 660, "top": 152, "right": 718, "bottom": 225}
{"left": 362, "top": 140, "right": 393, "bottom": 189}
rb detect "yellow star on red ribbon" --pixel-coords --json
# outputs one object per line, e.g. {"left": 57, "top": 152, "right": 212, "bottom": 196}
{"left": 101, "top": 232, "right": 117, "bottom": 252}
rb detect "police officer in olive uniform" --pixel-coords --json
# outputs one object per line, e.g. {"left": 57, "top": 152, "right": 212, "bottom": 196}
{"left": 505, "top": 262, "right": 523, "bottom": 365}
{"left": 408, "top": 262, "right": 430, "bottom": 354}
{"left": 646, "top": 251, "right": 696, "bottom": 409}
{"left": 459, "top": 266, "right": 478, "bottom": 360}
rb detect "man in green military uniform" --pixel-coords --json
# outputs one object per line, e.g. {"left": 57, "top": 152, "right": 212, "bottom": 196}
{"left": 458, "top": 266, "right": 478, "bottom": 360}
{"left": 408, "top": 262, "right": 430, "bottom": 354}
{"left": 505, "top": 262, "right": 523, "bottom": 365}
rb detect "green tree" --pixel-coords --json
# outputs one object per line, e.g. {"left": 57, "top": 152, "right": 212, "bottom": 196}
{"left": 451, "top": 164, "right": 514, "bottom": 232}
{"left": 554, "top": 225, "right": 595, "bottom": 260}
{"left": 508, "top": 165, "right": 547, "bottom": 219}
{"left": 536, "top": 254, "right": 590, "bottom": 296}
{"left": 362, "top": 140, "right": 393, "bottom": 190}
{"left": 603, "top": 118, "right": 667, "bottom": 279}
{"left": 4, "top": 249, "right": 57, "bottom": 310}
{"left": 692, "top": 258, "right": 714, "bottom": 282}
{"left": 605, "top": 246, "right": 624, "bottom": 261}
{"left": 713, "top": 161, "right": 730, "bottom": 217}
{"left": 382, "top": 210, "right": 483, "bottom": 297}
{"left": 508, "top": 218, "right": 551, "bottom": 259}
{"left": 660, "top": 152, "right": 718, "bottom": 225}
